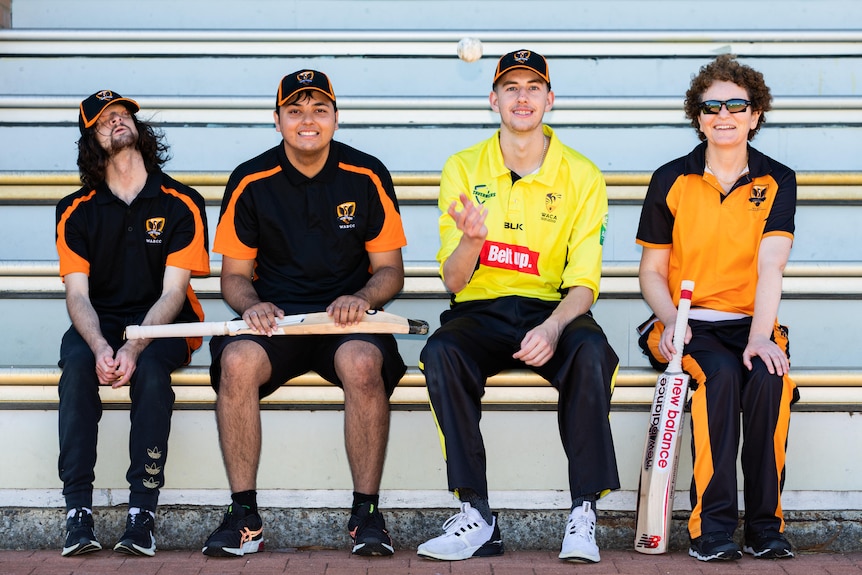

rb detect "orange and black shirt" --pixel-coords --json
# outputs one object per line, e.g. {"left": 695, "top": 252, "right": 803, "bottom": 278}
{"left": 213, "top": 141, "right": 407, "bottom": 314}
{"left": 55, "top": 171, "right": 209, "bottom": 324}
{"left": 636, "top": 142, "right": 796, "bottom": 314}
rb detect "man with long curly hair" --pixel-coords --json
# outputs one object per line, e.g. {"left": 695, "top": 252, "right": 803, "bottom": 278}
{"left": 55, "top": 90, "right": 209, "bottom": 558}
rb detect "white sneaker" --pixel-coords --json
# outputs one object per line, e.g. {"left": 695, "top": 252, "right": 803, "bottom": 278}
{"left": 417, "top": 502, "right": 504, "bottom": 561}
{"left": 559, "top": 501, "right": 600, "bottom": 563}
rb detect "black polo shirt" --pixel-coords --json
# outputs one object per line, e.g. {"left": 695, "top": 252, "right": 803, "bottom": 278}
{"left": 56, "top": 170, "right": 210, "bottom": 322}
{"left": 213, "top": 141, "right": 407, "bottom": 314}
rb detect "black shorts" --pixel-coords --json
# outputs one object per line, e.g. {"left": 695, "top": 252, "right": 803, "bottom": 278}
{"left": 209, "top": 332, "right": 406, "bottom": 399}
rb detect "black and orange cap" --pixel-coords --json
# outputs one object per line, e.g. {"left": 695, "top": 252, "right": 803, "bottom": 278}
{"left": 277, "top": 69, "right": 337, "bottom": 110}
{"left": 79, "top": 90, "right": 139, "bottom": 134}
{"left": 493, "top": 50, "right": 551, "bottom": 89}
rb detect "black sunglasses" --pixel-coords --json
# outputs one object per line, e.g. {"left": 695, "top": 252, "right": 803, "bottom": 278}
{"left": 699, "top": 99, "right": 752, "bottom": 114}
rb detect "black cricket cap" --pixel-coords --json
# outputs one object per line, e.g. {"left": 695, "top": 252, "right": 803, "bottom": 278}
{"left": 79, "top": 90, "right": 139, "bottom": 134}
{"left": 276, "top": 70, "right": 337, "bottom": 111}
{"left": 493, "top": 49, "right": 551, "bottom": 89}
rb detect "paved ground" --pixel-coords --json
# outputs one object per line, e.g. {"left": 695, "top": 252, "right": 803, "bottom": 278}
{"left": 2, "top": 549, "right": 862, "bottom": 575}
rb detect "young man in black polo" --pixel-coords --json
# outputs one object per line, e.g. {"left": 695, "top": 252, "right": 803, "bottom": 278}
{"left": 56, "top": 90, "right": 209, "bottom": 557}
{"left": 202, "top": 70, "right": 408, "bottom": 558}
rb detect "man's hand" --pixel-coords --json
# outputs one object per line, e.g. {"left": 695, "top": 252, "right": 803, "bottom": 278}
{"left": 513, "top": 319, "right": 562, "bottom": 367}
{"left": 448, "top": 193, "right": 488, "bottom": 240}
{"left": 242, "top": 302, "right": 285, "bottom": 337}
{"left": 109, "top": 343, "right": 144, "bottom": 389}
{"left": 743, "top": 334, "right": 789, "bottom": 376}
{"left": 327, "top": 294, "right": 372, "bottom": 327}
{"left": 94, "top": 343, "right": 119, "bottom": 386}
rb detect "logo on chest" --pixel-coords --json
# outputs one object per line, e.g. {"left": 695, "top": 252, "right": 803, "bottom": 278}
{"left": 480, "top": 241, "right": 540, "bottom": 275}
{"left": 749, "top": 185, "right": 768, "bottom": 209}
{"left": 336, "top": 201, "right": 357, "bottom": 229}
{"left": 145, "top": 217, "right": 165, "bottom": 244}
{"left": 472, "top": 184, "right": 495, "bottom": 205}
{"left": 541, "top": 192, "right": 562, "bottom": 223}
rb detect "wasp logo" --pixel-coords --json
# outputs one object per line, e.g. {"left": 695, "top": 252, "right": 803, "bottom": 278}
{"left": 147, "top": 446, "right": 162, "bottom": 460}
{"left": 749, "top": 185, "right": 768, "bottom": 207}
{"left": 145, "top": 463, "right": 162, "bottom": 476}
{"left": 96, "top": 90, "right": 116, "bottom": 101}
{"left": 545, "top": 192, "right": 562, "bottom": 213}
{"left": 297, "top": 70, "right": 315, "bottom": 84}
{"left": 514, "top": 50, "right": 532, "bottom": 63}
{"left": 146, "top": 217, "right": 165, "bottom": 240}
{"left": 337, "top": 202, "right": 356, "bottom": 225}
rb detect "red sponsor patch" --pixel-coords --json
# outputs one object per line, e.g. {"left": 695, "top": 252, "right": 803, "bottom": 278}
{"left": 480, "top": 241, "right": 540, "bottom": 275}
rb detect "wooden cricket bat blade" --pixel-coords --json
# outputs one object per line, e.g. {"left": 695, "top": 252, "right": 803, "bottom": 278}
{"left": 125, "top": 310, "right": 429, "bottom": 339}
{"left": 633, "top": 279, "right": 694, "bottom": 554}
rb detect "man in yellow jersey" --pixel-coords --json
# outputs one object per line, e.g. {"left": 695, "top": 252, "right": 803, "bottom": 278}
{"left": 417, "top": 50, "right": 619, "bottom": 564}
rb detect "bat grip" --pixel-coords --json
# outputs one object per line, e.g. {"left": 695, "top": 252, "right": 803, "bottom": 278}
{"left": 669, "top": 279, "right": 695, "bottom": 372}
{"left": 125, "top": 321, "right": 231, "bottom": 339}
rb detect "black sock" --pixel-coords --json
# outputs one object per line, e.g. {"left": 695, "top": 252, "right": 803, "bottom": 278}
{"left": 352, "top": 491, "right": 379, "bottom": 515}
{"left": 458, "top": 488, "right": 493, "bottom": 525}
{"left": 571, "top": 493, "right": 597, "bottom": 512}
{"left": 231, "top": 490, "right": 258, "bottom": 514}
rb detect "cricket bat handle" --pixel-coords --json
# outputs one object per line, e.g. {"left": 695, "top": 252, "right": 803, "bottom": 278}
{"left": 668, "top": 280, "right": 695, "bottom": 372}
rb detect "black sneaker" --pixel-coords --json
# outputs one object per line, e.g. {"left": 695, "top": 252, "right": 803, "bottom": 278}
{"left": 689, "top": 531, "right": 742, "bottom": 562}
{"left": 744, "top": 529, "right": 794, "bottom": 559}
{"left": 113, "top": 511, "right": 156, "bottom": 556}
{"left": 348, "top": 502, "right": 394, "bottom": 556}
{"left": 61, "top": 508, "right": 102, "bottom": 557}
{"left": 202, "top": 504, "right": 264, "bottom": 557}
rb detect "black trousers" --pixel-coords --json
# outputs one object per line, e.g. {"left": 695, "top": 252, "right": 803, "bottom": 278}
{"left": 58, "top": 316, "right": 189, "bottom": 511}
{"left": 683, "top": 319, "right": 797, "bottom": 539}
{"left": 420, "top": 296, "right": 620, "bottom": 501}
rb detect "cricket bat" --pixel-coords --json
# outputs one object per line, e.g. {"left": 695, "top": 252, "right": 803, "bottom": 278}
{"left": 125, "top": 310, "right": 429, "bottom": 340}
{"left": 634, "top": 279, "right": 695, "bottom": 554}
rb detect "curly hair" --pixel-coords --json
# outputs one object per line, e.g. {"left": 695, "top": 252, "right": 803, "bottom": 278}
{"left": 76, "top": 115, "right": 170, "bottom": 189}
{"left": 684, "top": 54, "right": 772, "bottom": 142}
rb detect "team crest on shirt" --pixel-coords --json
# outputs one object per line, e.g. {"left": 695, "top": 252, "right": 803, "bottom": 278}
{"left": 337, "top": 201, "right": 356, "bottom": 229}
{"left": 541, "top": 192, "right": 561, "bottom": 223}
{"left": 145, "top": 217, "right": 165, "bottom": 243}
{"left": 749, "top": 185, "right": 768, "bottom": 209}
{"left": 472, "top": 184, "right": 495, "bottom": 205}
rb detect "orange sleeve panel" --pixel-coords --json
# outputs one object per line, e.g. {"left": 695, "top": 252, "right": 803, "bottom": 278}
{"left": 56, "top": 190, "right": 97, "bottom": 278}
{"left": 161, "top": 185, "right": 210, "bottom": 276}
{"left": 338, "top": 162, "right": 407, "bottom": 253}
{"left": 213, "top": 166, "right": 283, "bottom": 260}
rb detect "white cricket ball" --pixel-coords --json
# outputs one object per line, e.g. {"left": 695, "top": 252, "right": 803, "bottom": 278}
{"left": 457, "top": 37, "right": 483, "bottom": 63}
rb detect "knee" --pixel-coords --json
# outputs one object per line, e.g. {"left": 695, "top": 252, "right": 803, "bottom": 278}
{"left": 420, "top": 331, "right": 458, "bottom": 370}
{"left": 60, "top": 346, "right": 95, "bottom": 374}
{"left": 218, "top": 342, "right": 268, "bottom": 394}
{"left": 336, "top": 341, "right": 384, "bottom": 393}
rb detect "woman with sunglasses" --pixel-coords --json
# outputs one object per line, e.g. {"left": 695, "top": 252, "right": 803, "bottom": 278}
{"left": 635, "top": 54, "right": 798, "bottom": 562}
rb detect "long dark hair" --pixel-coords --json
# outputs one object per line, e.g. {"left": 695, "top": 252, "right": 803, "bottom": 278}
{"left": 76, "top": 115, "right": 170, "bottom": 189}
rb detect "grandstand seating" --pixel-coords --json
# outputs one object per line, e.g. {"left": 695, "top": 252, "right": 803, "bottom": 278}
{"left": 1, "top": 0, "right": 861, "bottom": 551}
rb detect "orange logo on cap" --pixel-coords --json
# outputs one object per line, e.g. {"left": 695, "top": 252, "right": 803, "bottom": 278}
{"left": 96, "top": 90, "right": 115, "bottom": 101}
{"left": 514, "top": 50, "right": 531, "bottom": 63}
{"left": 297, "top": 71, "right": 314, "bottom": 84}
